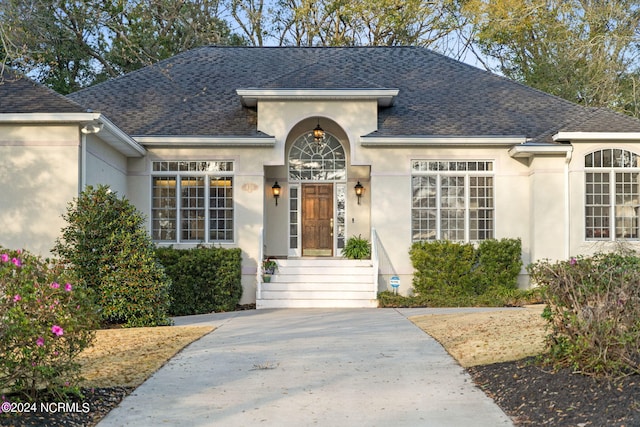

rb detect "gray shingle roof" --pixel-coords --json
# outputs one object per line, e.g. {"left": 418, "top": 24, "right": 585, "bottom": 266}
{"left": 67, "top": 46, "right": 640, "bottom": 140}
{"left": 0, "top": 68, "right": 87, "bottom": 113}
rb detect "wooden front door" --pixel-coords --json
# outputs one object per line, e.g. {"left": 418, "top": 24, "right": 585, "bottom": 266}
{"left": 302, "top": 184, "right": 333, "bottom": 256}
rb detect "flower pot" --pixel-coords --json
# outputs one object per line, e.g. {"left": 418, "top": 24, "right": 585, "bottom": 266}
{"left": 262, "top": 275, "right": 271, "bottom": 283}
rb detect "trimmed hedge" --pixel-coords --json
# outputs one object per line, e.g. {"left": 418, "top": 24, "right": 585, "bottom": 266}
{"left": 156, "top": 246, "right": 242, "bottom": 316}
{"left": 475, "top": 238, "right": 523, "bottom": 291}
{"left": 409, "top": 238, "right": 523, "bottom": 306}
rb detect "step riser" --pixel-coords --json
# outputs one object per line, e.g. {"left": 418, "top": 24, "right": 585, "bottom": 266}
{"left": 267, "top": 275, "right": 372, "bottom": 284}
{"left": 275, "top": 259, "right": 372, "bottom": 267}
{"left": 257, "top": 299, "right": 379, "bottom": 309}
{"left": 275, "top": 267, "right": 373, "bottom": 276}
{"left": 263, "top": 283, "right": 373, "bottom": 292}
{"left": 261, "top": 291, "right": 377, "bottom": 300}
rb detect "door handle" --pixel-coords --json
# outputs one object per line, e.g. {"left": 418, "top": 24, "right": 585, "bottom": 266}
{"left": 330, "top": 218, "right": 334, "bottom": 228}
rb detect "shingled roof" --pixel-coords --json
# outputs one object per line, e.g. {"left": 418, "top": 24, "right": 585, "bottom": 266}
{"left": 0, "top": 68, "right": 86, "bottom": 114}
{"left": 67, "top": 46, "right": 640, "bottom": 141}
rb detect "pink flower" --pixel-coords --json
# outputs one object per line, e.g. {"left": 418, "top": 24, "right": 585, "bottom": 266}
{"left": 64, "top": 283, "right": 72, "bottom": 292}
{"left": 11, "top": 258, "right": 21, "bottom": 267}
{"left": 569, "top": 257, "right": 577, "bottom": 266}
{"left": 0, "top": 254, "right": 8, "bottom": 262}
{"left": 13, "top": 294, "right": 21, "bottom": 302}
{"left": 36, "top": 337, "right": 44, "bottom": 347}
{"left": 51, "top": 325, "right": 64, "bottom": 337}
{"left": 50, "top": 282, "right": 60, "bottom": 289}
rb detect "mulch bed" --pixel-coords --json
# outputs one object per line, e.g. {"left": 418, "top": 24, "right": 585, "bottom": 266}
{"left": 468, "top": 357, "right": 640, "bottom": 426}
{"left": 0, "top": 387, "right": 133, "bottom": 427}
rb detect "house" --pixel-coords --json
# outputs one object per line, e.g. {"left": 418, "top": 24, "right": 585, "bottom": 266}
{"left": 4, "top": 46, "right": 640, "bottom": 308}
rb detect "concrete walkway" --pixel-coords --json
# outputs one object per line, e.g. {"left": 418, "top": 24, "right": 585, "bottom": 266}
{"left": 97, "top": 308, "right": 514, "bottom": 427}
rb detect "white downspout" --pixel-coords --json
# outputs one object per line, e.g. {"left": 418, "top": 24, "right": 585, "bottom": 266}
{"left": 564, "top": 147, "right": 574, "bottom": 259}
{"left": 79, "top": 133, "right": 87, "bottom": 191}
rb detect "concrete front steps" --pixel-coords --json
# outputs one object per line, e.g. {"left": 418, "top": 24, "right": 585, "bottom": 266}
{"left": 256, "top": 258, "right": 378, "bottom": 309}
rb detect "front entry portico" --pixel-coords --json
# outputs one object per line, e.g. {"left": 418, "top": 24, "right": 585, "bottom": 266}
{"left": 263, "top": 120, "right": 371, "bottom": 262}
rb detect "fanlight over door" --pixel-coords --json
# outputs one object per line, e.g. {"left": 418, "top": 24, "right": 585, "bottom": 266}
{"left": 288, "top": 131, "right": 346, "bottom": 256}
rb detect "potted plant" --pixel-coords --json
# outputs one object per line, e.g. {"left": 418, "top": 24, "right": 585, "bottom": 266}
{"left": 341, "top": 235, "right": 371, "bottom": 259}
{"left": 262, "top": 258, "right": 277, "bottom": 282}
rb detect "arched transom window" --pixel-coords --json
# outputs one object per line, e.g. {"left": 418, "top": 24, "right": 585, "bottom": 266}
{"left": 585, "top": 149, "right": 640, "bottom": 240}
{"left": 288, "top": 132, "right": 346, "bottom": 181}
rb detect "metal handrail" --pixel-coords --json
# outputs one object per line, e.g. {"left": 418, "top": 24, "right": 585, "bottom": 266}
{"left": 371, "top": 227, "right": 398, "bottom": 292}
{"left": 371, "top": 228, "right": 380, "bottom": 293}
{"left": 257, "top": 227, "right": 264, "bottom": 300}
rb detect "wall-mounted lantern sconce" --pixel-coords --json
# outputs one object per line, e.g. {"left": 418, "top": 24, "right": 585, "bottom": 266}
{"left": 313, "top": 119, "right": 325, "bottom": 144}
{"left": 354, "top": 181, "right": 364, "bottom": 205}
{"left": 272, "top": 181, "right": 281, "bottom": 206}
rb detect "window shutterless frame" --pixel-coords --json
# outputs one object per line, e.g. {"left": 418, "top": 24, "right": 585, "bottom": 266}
{"left": 151, "top": 161, "right": 234, "bottom": 243}
{"left": 585, "top": 149, "right": 640, "bottom": 241}
{"left": 411, "top": 160, "right": 494, "bottom": 243}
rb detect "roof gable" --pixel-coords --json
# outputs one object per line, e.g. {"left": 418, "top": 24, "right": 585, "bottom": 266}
{"left": 66, "top": 46, "right": 640, "bottom": 140}
{"left": 0, "top": 68, "right": 87, "bottom": 114}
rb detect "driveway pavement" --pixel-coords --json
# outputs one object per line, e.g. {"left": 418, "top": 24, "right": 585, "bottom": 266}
{"left": 97, "top": 308, "right": 514, "bottom": 427}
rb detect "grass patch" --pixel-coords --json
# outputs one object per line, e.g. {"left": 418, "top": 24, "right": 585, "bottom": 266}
{"left": 77, "top": 326, "right": 214, "bottom": 388}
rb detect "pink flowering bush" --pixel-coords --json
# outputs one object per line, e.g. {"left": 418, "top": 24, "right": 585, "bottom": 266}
{"left": 0, "top": 247, "right": 97, "bottom": 400}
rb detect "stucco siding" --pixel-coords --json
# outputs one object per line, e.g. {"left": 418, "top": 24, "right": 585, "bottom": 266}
{"left": 0, "top": 124, "right": 80, "bottom": 256}
{"left": 528, "top": 156, "right": 566, "bottom": 263}
{"left": 85, "top": 134, "right": 128, "bottom": 194}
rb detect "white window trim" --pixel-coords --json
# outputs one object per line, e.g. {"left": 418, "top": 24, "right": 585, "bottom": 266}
{"left": 151, "top": 161, "right": 235, "bottom": 244}
{"left": 584, "top": 149, "right": 640, "bottom": 241}
{"left": 411, "top": 160, "right": 494, "bottom": 243}
{"left": 585, "top": 170, "right": 640, "bottom": 241}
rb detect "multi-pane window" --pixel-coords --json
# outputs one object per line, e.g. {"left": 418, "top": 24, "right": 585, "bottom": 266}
{"left": 289, "top": 132, "right": 346, "bottom": 181}
{"left": 289, "top": 186, "right": 299, "bottom": 249}
{"left": 152, "top": 161, "right": 233, "bottom": 243}
{"left": 411, "top": 160, "right": 494, "bottom": 242}
{"left": 585, "top": 149, "right": 640, "bottom": 240}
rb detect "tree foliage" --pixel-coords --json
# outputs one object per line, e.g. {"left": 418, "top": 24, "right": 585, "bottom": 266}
{"left": 0, "top": 0, "right": 242, "bottom": 93}
{"left": 270, "top": 0, "right": 462, "bottom": 47}
{"left": 460, "top": 0, "right": 640, "bottom": 116}
{"left": 1, "top": 0, "right": 464, "bottom": 91}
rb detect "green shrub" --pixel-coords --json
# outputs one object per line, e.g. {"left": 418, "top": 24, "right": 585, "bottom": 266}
{"left": 53, "top": 185, "right": 171, "bottom": 327}
{"left": 410, "top": 240, "right": 476, "bottom": 299}
{"left": 529, "top": 251, "right": 640, "bottom": 377}
{"left": 475, "top": 238, "right": 523, "bottom": 294}
{"left": 156, "top": 246, "right": 242, "bottom": 316}
{"left": 0, "top": 247, "right": 97, "bottom": 401}
{"left": 377, "top": 291, "right": 422, "bottom": 308}
{"left": 409, "top": 239, "right": 524, "bottom": 307}
{"left": 341, "top": 235, "right": 371, "bottom": 259}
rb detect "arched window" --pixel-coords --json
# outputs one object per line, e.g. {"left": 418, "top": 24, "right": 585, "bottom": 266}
{"left": 288, "top": 132, "right": 346, "bottom": 181}
{"left": 585, "top": 149, "right": 640, "bottom": 240}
